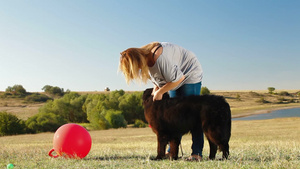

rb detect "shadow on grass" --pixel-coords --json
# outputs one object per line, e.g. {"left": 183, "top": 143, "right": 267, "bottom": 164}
{"left": 85, "top": 155, "right": 193, "bottom": 161}
{"left": 85, "top": 155, "right": 156, "bottom": 161}
{"left": 85, "top": 155, "right": 231, "bottom": 161}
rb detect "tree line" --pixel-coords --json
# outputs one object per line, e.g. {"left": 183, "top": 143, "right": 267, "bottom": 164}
{"left": 1, "top": 85, "right": 212, "bottom": 136}
{"left": 1, "top": 85, "right": 145, "bottom": 136}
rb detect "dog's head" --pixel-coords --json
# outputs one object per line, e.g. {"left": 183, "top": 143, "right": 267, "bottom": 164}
{"left": 142, "top": 88, "right": 153, "bottom": 103}
{"left": 142, "top": 88, "right": 170, "bottom": 104}
{"left": 142, "top": 88, "right": 170, "bottom": 129}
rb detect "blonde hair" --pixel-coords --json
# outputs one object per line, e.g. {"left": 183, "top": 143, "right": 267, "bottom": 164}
{"left": 141, "top": 41, "right": 160, "bottom": 51}
{"left": 119, "top": 42, "right": 160, "bottom": 84}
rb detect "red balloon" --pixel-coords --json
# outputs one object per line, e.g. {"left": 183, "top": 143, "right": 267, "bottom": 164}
{"left": 48, "top": 123, "right": 92, "bottom": 159}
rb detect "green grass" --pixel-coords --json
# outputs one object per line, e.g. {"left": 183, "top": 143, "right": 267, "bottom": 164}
{"left": 1, "top": 118, "right": 300, "bottom": 168}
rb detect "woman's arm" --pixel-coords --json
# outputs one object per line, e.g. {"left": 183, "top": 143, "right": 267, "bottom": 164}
{"left": 152, "top": 85, "right": 159, "bottom": 95}
{"left": 153, "top": 75, "right": 185, "bottom": 101}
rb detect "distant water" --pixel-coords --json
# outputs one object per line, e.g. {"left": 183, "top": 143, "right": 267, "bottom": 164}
{"left": 233, "top": 108, "right": 300, "bottom": 121}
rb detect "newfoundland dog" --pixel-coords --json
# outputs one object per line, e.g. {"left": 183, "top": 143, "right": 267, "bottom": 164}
{"left": 142, "top": 88, "right": 231, "bottom": 160}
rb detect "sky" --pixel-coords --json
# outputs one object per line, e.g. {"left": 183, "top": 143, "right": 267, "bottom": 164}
{"left": 0, "top": 0, "right": 299, "bottom": 92}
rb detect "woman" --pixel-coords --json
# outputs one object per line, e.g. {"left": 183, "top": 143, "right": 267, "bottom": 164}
{"left": 119, "top": 42, "right": 203, "bottom": 161}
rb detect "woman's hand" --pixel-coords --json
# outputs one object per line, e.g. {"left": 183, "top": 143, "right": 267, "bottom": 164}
{"left": 153, "top": 90, "right": 163, "bottom": 101}
{"left": 152, "top": 86, "right": 162, "bottom": 101}
{"left": 152, "top": 76, "right": 185, "bottom": 101}
{"left": 152, "top": 86, "right": 159, "bottom": 95}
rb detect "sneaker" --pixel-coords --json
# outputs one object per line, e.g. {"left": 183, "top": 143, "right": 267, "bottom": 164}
{"left": 164, "top": 152, "right": 170, "bottom": 159}
{"left": 185, "top": 154, "right": 202, "bottom": 162}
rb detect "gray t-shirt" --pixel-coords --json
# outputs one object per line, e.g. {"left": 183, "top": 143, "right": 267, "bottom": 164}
{"left": 149, "top": 42, "right": 203, "bottom": 90}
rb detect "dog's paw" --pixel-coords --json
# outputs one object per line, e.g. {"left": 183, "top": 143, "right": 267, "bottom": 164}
{"left": 151, "top": 156, "right": 163, "bottom": 161}
{"left": 170, "top": 156, "right": 178, "bottom": 160}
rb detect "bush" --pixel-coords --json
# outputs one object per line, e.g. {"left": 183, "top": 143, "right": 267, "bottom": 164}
{"left": 84, "top": 90, "right": 142, "bottom": 127}
{"left": 2, "top": 92, "right": 12, "bottom": 98}
{"left": 278, "top": 91, "right": 290, "bottom": 96}
{"left": 277, "top": 97, "right": 292, "bottom": 104}
{"left": 25, "top": 93, "right": 52, "bottom": 102}
{"left": 83, "top": 94, "right": 109, "bottom": 129}
{"left": 25, "top": 113, "right": 66, "bottom": 133}
{"left": 133, "top": 119, "right": 147, "bottom": 128}
{"left": 105, "top": 110, "right": 127, "bottom": 129}
{"left": 256, "top": 97, "right": 269, "bottom": 103}
{"left": 289, "top": 99, "right": 295, "bottom": 103}
{"left": 106, "top": 90, "right": 125, "bottom": 110}
{"left": 5, "top": 85, "right": 27, "bottom": 97}
{"left": 119, "top": 92, "right": 144, "bottom": 124}
{"left": 0, "top": 111, "right": 25, "bottom": 136}
{"left": 201, "top": 86, "right": 210, "bottom": 95}
{"left": 89, "top": 110, "right": 111, "bottom": 130}
{"left": 5, "top": 92, "right": 12, "bottom": 96}
{"left": 38, "top": 92, "right": 88, "bottom": 123}
{"left": 236, "top": 94, "right": 241, "bottom": 101}
{"left": 42, "top": 85, "right": 64, "bottom": 96}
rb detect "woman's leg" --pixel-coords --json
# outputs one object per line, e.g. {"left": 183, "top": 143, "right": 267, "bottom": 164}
{"left": 167, "top": 82, "right": 203, "bottom": 157}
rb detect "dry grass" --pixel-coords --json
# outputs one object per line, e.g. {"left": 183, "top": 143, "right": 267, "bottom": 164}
{"left": 1, "top": 118, "right": 300, "bottom": 168}
{"left": 210, "top": 90, "right": 300, "bottom": 117}
{"left": 0, "top": 96, "right": 43, "bottom": 120}
{"left": 1, "top": 90, "right": 299, "bottom": 168}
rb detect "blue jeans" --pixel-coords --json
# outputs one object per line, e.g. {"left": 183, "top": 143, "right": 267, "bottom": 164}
{"left": 167, "top": 82, "right": 204, "bottom": 157}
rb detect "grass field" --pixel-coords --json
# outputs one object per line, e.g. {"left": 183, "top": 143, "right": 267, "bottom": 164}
{"left": 1, "top": 90, "right": 300, "bottom": 168}
{"left": 1, "top": 117, "right": 300, "bottom": 168}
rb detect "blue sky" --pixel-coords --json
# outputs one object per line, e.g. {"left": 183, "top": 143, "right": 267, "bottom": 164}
{"left": 1, "top": 0, "right": 299, "bottom": 92}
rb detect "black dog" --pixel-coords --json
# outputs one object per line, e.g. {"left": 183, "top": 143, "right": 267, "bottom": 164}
{"left": 142, "top": 88, "right": 231, "bottom": 160}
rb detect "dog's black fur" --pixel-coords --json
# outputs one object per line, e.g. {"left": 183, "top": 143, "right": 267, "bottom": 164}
{"left": 142, "top": 88, "right": 231, "bottom": 160}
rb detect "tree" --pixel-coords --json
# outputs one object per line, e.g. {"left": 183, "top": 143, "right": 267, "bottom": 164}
{"left": 268, "top": 87, "right": 275, "bottom": 94}
{"left": 104, "top": 110, "right": 127, "bottom": 128}
{"left": 201, "top": 86, "right": 210, "bottom": 95}
{"left": 38, "top": 92, "right": 88, "bottom": 123}
{"left": 83, "top": 90, "right": 144, "bottom": 128}
{"left": 0, "top": 111, "right": 25, "bottom": 136}
{"left": 104, "top": 90, "right": 125, "bottom": 110}
{"left": 5, "top": 86, "right": 12, "bottom": 93}
{"left": 5, "top": 85, "right": 27, "bottom": 96}
{"left": 42, "top": 85, "right": 52, "bottom": 93}
{"left": 25, "top": 113, "right": 66, "bottom": 133}
{"left": 119, "top": 92, "right": 144, "bottom": 124}
{"left": 83, "top": 93, "right": 110, "bottom": 129}
{"left": 42, "top": 85, "right": 64, "bottom": 96}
